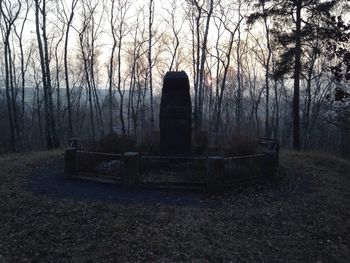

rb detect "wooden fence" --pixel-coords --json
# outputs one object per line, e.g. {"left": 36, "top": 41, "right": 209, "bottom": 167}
{"left": 77, "top": 151, "right": 122, "bottom": 178}
{"left": 64, "top": 138, "right": 279, "bottom": 192}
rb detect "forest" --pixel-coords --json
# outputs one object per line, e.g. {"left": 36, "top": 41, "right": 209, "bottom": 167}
{"left": 0, "top": 0, "right": 349, "bottom": 156}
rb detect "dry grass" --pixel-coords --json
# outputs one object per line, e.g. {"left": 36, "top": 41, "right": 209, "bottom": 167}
{"left": 0, "top": 149, "right": 349, "bottom": 262}
{"left": 0, "top": 149, "right": 63, "bottom": 192}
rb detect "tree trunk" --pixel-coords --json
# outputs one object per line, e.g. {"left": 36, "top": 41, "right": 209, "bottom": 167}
{"left": 117, "top": 40, "right": 126, "bottom": 134}
{"left": 263, "top": 3, "right": 271, "bottom": 138}
{"left": 216, "top": 31, "right": 234, "bottom": 133}
{"left": 79, "top": 28, "right": 96, "bottom": 141}
{"left": 35, "top": 0, "right": 54, "bottom": 148}
{"left": 63, "top": 0, "right": 78, "bottom": 138}
{"left": 197, "top": 0, "right": 214, "bottom": 131}
{"left": 42, "top": 0, "right": 59, "bottom": 147}
{"left": 293, "top": 0, "right": 302, "bottom": 150}
{"left": 108, "top": 1, "right": 116, "bottom": 134}
{"left": 236, "top": 1, "right": 242, "bottom": 134}
{"left": 13, "top": 2, "right": 29, "bottom": 135}
{"left": 3, "top": 37, "right": 16, "bottom": 151}
{"left": 148, "top": 0, "right": 154, "bottom": 130}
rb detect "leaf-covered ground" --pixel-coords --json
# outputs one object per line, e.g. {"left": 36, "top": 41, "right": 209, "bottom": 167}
{"left": 0, "top": 150, "right": 349, "bottom": 262}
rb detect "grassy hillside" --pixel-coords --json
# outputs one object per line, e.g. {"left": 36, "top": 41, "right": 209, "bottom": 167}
{"left": 0, "top": 150, "right": 349, "bottom": 262}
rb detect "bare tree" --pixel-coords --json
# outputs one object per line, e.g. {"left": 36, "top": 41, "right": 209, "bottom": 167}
{"left": 126, "top": 11, "right": 147, "bottom": 135}
{"left": 293, "top": 0, "right": 302, "bottom": 150}
{"left": 52, "top": 6, "right": 65, "bottom": 139}
{"left": 13, "top": 0, "right": 30, "bottom": 133}
{"left": 212, "top": 2, "right": 243, "bottom": 133}
{"left": 235, "top": 0, "right": 243, "bottom": 134}
{"left": 60, "top": 0, "right": 78, "bottom": 138}
{"left": 186, "top": 0, "right": 215, "bottom": 131}
{"left": 0, "top": 0, "right": 22, "bottom": 151}
{"left": 34, "top": 0, "right": 60, "bottom": 148}
{"left": 78, "top": 0, "right": 105, "bottom": 141}
{"left": 162, "top": 0, "right": 184, "bottom": 71}
{"left": 109, "top": 0, "right": 130, "bottom": 135}
{"left": 148, "top": 0, "right": 154, "bottom": 129}
{"left": 108, "top": 0, "right": 117, "bottom": 134}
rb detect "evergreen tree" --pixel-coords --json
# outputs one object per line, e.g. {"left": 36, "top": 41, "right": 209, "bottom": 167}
{"left": 249, "top": 0, "right": 340, "bottom": 150}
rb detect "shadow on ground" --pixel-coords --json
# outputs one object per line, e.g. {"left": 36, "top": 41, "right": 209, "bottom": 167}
{"left": 27, "top": 159, "right": 215, "bottom": 207}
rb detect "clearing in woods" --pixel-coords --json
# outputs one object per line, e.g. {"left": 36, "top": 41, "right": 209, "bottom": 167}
{"left": 0, "top": 150, "right": 349, "bottom": 262}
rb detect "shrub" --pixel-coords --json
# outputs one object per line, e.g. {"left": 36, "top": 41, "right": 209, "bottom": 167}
{"left": 82, "top": 133, "right": 136, "bottom": 154}
{"left": 79, "top": 132, "right": 258, "bottom": 157}
{"left": 137, "top": 130, "right": 160, "bottom": 155}
{"left": 192, "top": 131, "right": 208, "bottom": 156}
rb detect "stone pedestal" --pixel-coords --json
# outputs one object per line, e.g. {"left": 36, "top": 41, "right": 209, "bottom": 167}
{"left": 159, "top": 71, "right": 192, "bottom": 156}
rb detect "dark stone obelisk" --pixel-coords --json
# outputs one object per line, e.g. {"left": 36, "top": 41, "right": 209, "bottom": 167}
{"left": 159, "top": 71, "right": 192, "bottom": 156}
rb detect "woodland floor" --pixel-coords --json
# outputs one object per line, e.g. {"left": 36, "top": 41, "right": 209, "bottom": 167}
{"left": 0, "top": 149, "right": 349, "bottom": 262}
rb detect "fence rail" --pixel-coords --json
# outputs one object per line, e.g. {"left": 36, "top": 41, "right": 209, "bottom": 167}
{"left": 141, "top": 155, "right": 207, "bottom": 160}
{"left": 224, "top": 153, "right": 265, "bottom": 161}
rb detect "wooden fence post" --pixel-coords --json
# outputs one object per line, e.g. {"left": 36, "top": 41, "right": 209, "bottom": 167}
{"left": 64, "top": 147, "right": 77, "bottom": 178}
{"left": 207, "top": 156, "right": 224, "bottom": 193}
{"left": 123, "top": 152, "right": 139, "bottom": 187}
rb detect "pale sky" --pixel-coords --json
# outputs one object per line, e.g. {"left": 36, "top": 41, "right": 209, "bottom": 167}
{"left": 6, "top": 0, "right": 350, "bottom": 92}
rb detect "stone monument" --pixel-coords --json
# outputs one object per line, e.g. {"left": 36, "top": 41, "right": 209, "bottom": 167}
{"left": 159, "top": 71, "right": 192, "bottom": 156}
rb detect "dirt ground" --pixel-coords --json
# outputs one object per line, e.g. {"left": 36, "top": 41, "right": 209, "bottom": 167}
{"left": 0, "top": 149, "right": 349, "bottom": 262}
